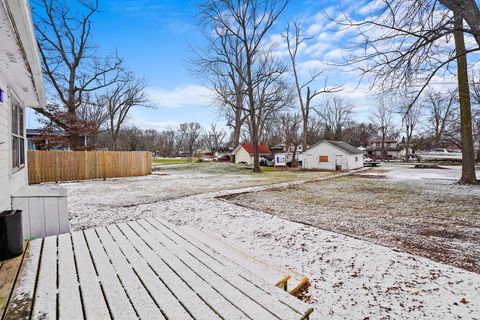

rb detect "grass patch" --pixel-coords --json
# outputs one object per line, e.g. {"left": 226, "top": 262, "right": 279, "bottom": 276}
{"left": 153, "top": 158, "right": 191, "bottom": 165}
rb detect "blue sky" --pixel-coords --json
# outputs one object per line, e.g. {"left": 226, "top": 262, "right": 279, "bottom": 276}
{"left": 30, "top": 0, "right": 459, "bottom": 131}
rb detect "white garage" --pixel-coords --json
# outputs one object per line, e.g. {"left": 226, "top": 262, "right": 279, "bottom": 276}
{"left": 302, "top": 140, "right": 363, "bottom": 171}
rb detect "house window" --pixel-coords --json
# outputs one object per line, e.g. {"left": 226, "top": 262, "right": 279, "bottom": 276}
{"left": 319, "top": 156, "right": 328, "bottom": 162}
{"left": 355, "top": 157, "right": 358, "bottom": 162}
{"left": 12, "top": 103, "right": 25, "bottom": 169}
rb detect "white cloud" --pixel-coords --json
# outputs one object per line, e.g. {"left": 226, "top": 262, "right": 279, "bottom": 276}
{"left": 146, "top": 85, "right": 214, "bottom": 109}
{"left": 127, "top": 117, "right": 182, "bottom": 131}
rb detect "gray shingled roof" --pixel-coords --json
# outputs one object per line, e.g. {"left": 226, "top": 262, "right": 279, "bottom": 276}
{"left": 310, "top": 140, "right": 362, "bottom": 155}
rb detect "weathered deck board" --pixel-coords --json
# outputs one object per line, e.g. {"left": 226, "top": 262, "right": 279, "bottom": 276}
{"left": 31, "top": 236, "right": 57, "bottom": 320}
{"left": 83, "top": 229, "right": 137, "bottom": 320}
{"left": 94, "top": 227, "right": 165, "bottom": 320}
{"left": 70, "top": 231, "right": 110, "bottom": 319}
{"left": 133, "top": 220, "right": 280, "bottom": 320}
{"left": 3, "top": 241, "right": 42, "bottom": 320}
{"left": 106, "top": 225, "right": 194, "bottom": 320}
{"left": 0, "top": 250, "right": 26, "bottom": 319}
{"left": 142, "top": 219, "right": 303, "bottom": 320}
{"left": 114, "top": 223, "right": 222, "bottom": 320}
{"left": 121, "top": 222, "right": 249, "bottom": 319}
{"left": 57, "top": 234, "right": 83, "bottom": 320}
{"left": 149, "top": 217, "right": 314, "bottom": 318}
{"left": 2, "top": 218, "right": 313, "bottom": 320}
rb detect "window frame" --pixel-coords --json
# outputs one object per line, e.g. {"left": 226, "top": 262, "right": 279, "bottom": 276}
{"left": 11, "top": 100, "right": 25, "bottom": 172}
{"left": 319, "top": 155, "right": 329, "bottom": 162}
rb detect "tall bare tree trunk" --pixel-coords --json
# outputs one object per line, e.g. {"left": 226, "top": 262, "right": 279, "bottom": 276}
{"left": 454, "top": 14, "right": 477, "bottom": 184}
{"left": 405, "top": 137, "right": 410, "bottom": 162}
{"left": 233, "top": 97, "right": 243, "bottom": 147}
{"left": 381, "top": 133, "right": 386, "bottom": 161}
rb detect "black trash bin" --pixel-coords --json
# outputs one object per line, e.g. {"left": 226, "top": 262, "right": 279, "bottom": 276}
{"left": 0, "top": 209, "right": 23, "bottom": 260}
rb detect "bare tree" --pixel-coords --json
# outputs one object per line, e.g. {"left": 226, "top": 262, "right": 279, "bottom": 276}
{"left": 370, "top": 99, "right": 396, "bottom": 161}
{"left": 423, "top": 90, "right": 458, "bottom": 147}
{"left": 203, "top": 124, "right": 227, "bottom": 151}
{"left": 316, "top": 96, "right": 354, "bottom": 140}
{"left": 200, "top": 0, "right": 288, "bottom": 172}
{"left": 282, "top": 21, "right": 341, "bottom": 151}
{"left": 331, "top": 0, "right": 478, "bottom": 182}
{"left": 178, "top": 122, "right": 203, "bottom": 158}
{"left": 100, "top": 74, "right": 151, "bottom": 150}
{"left": 396, "top": 97, "right": 423, "bottom": 161}
{"left": 32, "top": 0, "right": 122, "bottom": 149}
{"left": 251, "top": 52, "right": 292, "bottom": 144}
{"left": 342, "top": 122, "right": 377, "bottom": 147}
{"left": 470, "top": 72, "right": 480, "bottom": 159}
{"left": 157, "top": 129, "right": 176, "bottom": 157}
{"left": 77, "top": 96, "right": 108, "bottom": 133}
{"left": 193, "top": 27, "right": 247, "bottom": 148}
{"left": 281, "top": 112, "right": 302, "bottom": 167}
{"left": 261, "top": 112, "right": 284, "bottom": 147}
{"left": 454, "top": 13, "right": 477, "bottom": 183}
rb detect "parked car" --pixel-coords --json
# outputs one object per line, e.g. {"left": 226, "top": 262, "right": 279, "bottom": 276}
{"left": 217, "top": 155, "right": 231, "bottom": 162}
{"left": 260, "top": 155, "right": 274, "bottom": 166}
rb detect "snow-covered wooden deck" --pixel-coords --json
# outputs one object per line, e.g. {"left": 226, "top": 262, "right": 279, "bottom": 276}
{"left": 1, "top": 217, "right": 313, "bottom": 320}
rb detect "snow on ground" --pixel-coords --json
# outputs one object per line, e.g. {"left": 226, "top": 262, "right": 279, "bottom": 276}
{"left": 225, "top": 165, "right": 480, "bottom": 274}
{"left": 63, "top": 163, "right": 331, "bottom": 230}
{"left": 57, "top": 163, "right": 480, "bottom": 319}
{"left": 140, "top": 187, "right": 480, "bottom": 319}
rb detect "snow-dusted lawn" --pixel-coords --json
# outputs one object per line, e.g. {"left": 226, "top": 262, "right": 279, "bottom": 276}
{"left": 58, "top": 163, "right": 480, "bottom": 319}
{"left": 225, "top": 164, "right": 480, "bottom": 273}
{"left": 64, "top": 163, "right": 332, "bottom": 230}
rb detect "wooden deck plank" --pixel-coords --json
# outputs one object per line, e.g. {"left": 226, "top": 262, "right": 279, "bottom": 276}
{"left": 70, "top": 231, "right": 110, "bottom": 320}
{"left": 148, "top": 218, "right": 310, "bottom": 320}
{"left": 3, "top": 240, "right": 42, "bottom": 320}
{"left": 132, "top": 220, "right": 280, "bottom": 320}
{"left": 113, "top": 223, "right": 223, "bottom": 320}
{"left": 119, "top": 223, "right": 246, "bottom": 319}
{"left": 83, "top": 229, "right": 138, "bottom": 320}
{"left": 57, "top": 233, "right": 83, "bottom": 320}
{"left": 152, "top": 217, "right": 313, "bottom": 317}
{"left": 106, "top": 225, "right": 194, "bottom": 320}
{"left": 0, "top": 250, "right": 27, "bottom": 319}
{"left": 94, "top": 227, "right": 165, "bottom": 320}
{"left": 31, "top": 236, "right": 57, "bottom": 320}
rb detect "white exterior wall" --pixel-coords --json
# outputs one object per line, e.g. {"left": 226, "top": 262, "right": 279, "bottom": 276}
{"left": 302, "top": 142, "right": 363, "bottom": 171}
{"left": 234, "top": 147, "right": 252, "bottom": 164}
{"left": 347, "top": 153, "right": 363, "bottom": 170}
{"left": 0, "top": 73, "right": 28, "bottom": 212}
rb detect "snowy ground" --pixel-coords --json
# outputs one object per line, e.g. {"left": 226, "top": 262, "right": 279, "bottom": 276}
{"left": 64, "top": 163, "right": 331, "bottom": 230}
{"left": 225, "top": 164, "right": 480, "bottom": 273}
{"left": 56, "top": 163, "right": 480, "bottom": 319}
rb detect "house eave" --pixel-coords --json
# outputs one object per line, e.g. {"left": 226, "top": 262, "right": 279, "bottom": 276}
{"left": 1, "top": 0, "right": 46, "bottom": 109}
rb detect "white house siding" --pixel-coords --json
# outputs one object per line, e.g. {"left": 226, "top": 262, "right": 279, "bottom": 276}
{"left": 302, "top": 142, "right": 363, "bottom": 171}
{"left": 234, "top": 147, "right": 253, "bottom": 164}
{"left": 347, "top": 153, "right": 363, "bottom": 170}
{"left": 0, "top": 74, "right": 28, "bottom": 212}
{"left": 0, "top": 0, "right": 45, "bottom": 212}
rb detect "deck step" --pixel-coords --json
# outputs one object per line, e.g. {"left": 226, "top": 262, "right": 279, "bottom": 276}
{"left": 180, "top": 225, "right": 309, "bottom": 295}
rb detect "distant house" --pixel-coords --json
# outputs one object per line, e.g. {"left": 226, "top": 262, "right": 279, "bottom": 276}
{"left": 233, "top": 144, "right": 272, "bottom": 164}
{"left": 0, "top": 1, "right": 46, "bottom": 211}
{"left": 302, "top": 140, "right": 363, "bottom": 171}
{"left": 367, "top": 139, "right": 402, "bottom": 160}
{"left": 26, "top": 129, "right": 87, "bottom": 150}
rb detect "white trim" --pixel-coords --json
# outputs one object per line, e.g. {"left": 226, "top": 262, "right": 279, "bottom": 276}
{"left": 2, "top": 0, "right": 45, "bottom": 108}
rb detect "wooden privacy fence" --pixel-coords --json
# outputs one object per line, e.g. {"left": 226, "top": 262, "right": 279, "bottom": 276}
{"left": 28, "top": 151, "right": 153, "bottom": 184}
